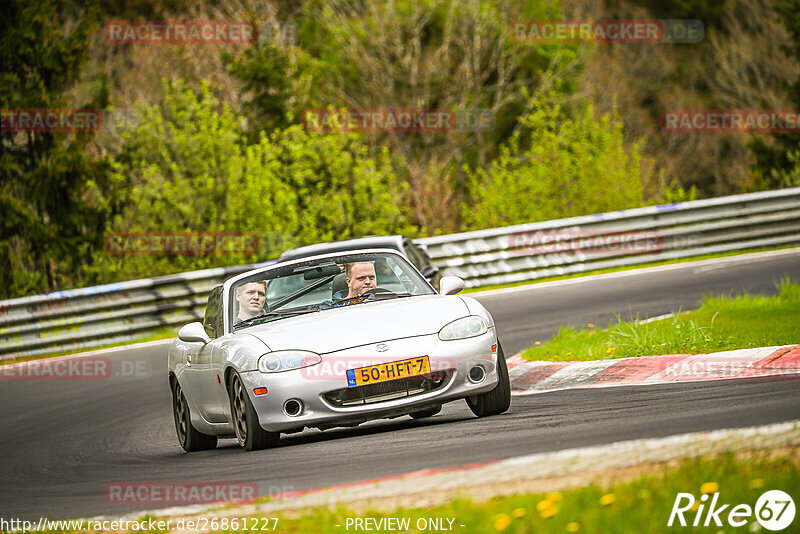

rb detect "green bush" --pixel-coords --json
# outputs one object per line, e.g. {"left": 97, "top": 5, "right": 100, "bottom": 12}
{"left": 229, "top": 126, "right": 414, "bottom": 247}
{"left": 463, "top": 92, "right": 653, "bottom": 229}
{"left": 90, "top": 80, "right": 414, "bottom": 284}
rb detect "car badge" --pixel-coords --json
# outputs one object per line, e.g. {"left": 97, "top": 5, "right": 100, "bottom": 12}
{"left": 375, "top": 343, "right": 388, "bottom": 352}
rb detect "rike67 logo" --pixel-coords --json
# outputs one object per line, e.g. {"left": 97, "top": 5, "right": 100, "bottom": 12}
{"left": 668, "top": 489, "right": 795, "bottom": 531}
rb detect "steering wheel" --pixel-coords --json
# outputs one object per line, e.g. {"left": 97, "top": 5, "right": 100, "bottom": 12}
{"left": 363, "top": 287, "right": 394, "bottom": 296}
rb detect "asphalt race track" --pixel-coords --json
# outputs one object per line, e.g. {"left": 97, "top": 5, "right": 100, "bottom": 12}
{"left": 1, "top": 250, "right": 799, "bottom": 520}
{"left": 482, "top": 249, "right": 800, "bottom": 354}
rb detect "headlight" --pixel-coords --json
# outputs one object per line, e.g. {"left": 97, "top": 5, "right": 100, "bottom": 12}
{"left": 257, "top": 350, "right": 322, "bottom": 373}
{"left": 438, "top": 316, "right": 488, "bottom": 341}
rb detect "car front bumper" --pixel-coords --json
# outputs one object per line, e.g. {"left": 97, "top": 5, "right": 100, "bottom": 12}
{"left": 239, "top": 328, "right": 499, "bottom": 432}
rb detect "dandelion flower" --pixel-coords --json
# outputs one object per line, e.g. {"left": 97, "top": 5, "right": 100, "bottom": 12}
{"left": 750, "top": 479, "right": 764, "bottom": 489}
{"left": 537, "top": 500, "right": 554, "bottom": 512}
{"left": 512, "top": 507, "right": 526, "bottom": 518}
{"left": 540, "top": 507, "right": 557, "bottom": 519}
{"left": 588, "top": 324, "right": 594, "bottom": 328}
{"left": 567, "top": 523, "right": 581, "bottom": 533}
{"left": 547, "top": 492, "right": 563, "bottom": 502}
{"left": 599, "top": 493, "right": 615, "bottom": 506}
{"left": 700, "top": 482, "right": 718, "bottom": 494}
{"left": 493, "top": 514, "right": 511, "bottom": 531}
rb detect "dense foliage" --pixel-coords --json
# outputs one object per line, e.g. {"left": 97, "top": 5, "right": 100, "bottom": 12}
{"left": 464, "top": 92, "right": 650, "bottom": 228}
{"left": 0, "top": 0, "right": 118, "bottom": 299}
{"left": 2, "top": 0, "right": 798, "bottom": 298}
{"left": 91, "top": 80, "right": 412, "bottom": 282}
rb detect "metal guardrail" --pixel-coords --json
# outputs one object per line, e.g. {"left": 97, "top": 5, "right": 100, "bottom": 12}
{"left": 416, "top": 187, "right": 800, "bottom": 287}
{"left": 2, "top": 188, "right": 799, "bottom": 359}
{"left": 0, "top": 263, "right": 273, "bottom": 360}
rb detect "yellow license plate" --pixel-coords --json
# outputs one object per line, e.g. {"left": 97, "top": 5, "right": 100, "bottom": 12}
{"left": 346, "top": 356, "right": 430, "bottom": 387}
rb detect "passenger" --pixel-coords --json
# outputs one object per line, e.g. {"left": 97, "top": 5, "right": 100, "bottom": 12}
{"left": 235, "top": 280, "right": 267, "bottom": 321}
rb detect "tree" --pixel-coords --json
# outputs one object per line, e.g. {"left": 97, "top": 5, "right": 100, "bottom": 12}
{"left": 749, "top": 0, "right": 800, "bottom": 187}
{"left": 0, "top": 0, "right": 116, "bottom": 298}
{"left": 227, "top": 125, "right": 415, "bottom": 246}
{"left": 463, "top": 91, "right": 652, "bottom": 229}
{"left": 97, "top": 80, "right": 415, "bottom": 283}
{"left": 224, "top": 43, "right": 293, "bottom": 138}
{"left": 261, "top": 0, "right": 579, "bottom": 230}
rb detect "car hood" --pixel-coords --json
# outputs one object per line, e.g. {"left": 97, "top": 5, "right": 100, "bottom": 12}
{"left": 242, "top": 295, "right": 469, "bottom": 354}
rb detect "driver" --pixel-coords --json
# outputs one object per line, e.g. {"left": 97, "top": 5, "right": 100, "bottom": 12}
{"left": 344, "top": 261, "right": 376, "bottom": 297}
{"left": 327, "top": 261, "right": 378, "bottom": 304}
{"left": 235, "top": 280, "right": 267, "bottom": 321}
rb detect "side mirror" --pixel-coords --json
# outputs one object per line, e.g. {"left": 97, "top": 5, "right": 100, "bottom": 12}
{"left": 178, "top": 322, "right": 211, "bottom": 344}
{"left": 439, "top": 275, "right": 465, "bottom": 295}
{"left": 420, "top": 265, "right": 439, "bottom": 279}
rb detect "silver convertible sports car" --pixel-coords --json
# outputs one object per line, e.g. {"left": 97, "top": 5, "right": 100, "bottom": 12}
{"left": 168, "top": 249, "right": 510, "bottom": 451}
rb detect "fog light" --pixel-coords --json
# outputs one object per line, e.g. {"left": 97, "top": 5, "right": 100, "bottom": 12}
{"left": 468, "top": 365, "right": 486, "bottom": 383}
{"left": 284, "top": 399, "right": 303, "bottom": 417}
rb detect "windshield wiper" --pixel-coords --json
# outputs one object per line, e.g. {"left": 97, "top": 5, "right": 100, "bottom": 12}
{"left": 234, "top": 308, "right": 318, "bottom": 329}
{"left": 369, "top": 292, "right": 414, "bottom": 301}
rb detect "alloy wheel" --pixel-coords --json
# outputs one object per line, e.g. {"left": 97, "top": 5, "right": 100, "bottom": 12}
{"left": 231, "top": 374, "right": 248, "bottom": 445}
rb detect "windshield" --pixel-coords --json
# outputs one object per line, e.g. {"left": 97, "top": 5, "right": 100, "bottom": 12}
{"left": 230, "top": 252, "right": 434, "bottom": 330}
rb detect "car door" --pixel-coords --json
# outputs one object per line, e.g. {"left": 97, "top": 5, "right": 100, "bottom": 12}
{"left": 201, "top": 286, "right": 234, "bottom": 423}
{"left": 182, "top": 286, "right": 227, "bottom": 422}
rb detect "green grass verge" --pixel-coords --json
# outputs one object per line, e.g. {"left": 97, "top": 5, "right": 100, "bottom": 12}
{"left": 521, "top": 278, "right": 800, "bottom": 362}
{"left": 92, "top": 448, "right": 797, "bottom": 534}
{"left": 281, "top": 451, "right": 798, "bottom": 534}
{"left": 462, "top": 245, "right": 799, "bottom": 295}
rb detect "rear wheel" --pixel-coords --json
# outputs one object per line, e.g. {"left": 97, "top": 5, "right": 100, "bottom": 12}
{"left": 466, "top": 343, "right": 511, "bottom": 417}
{"left": 228, "top": 372, "right": 280, "bottom": 451}
{"left": 409, "top": 404, "right": 442, "bottom": 419}
{"left": 172, "top": 379, "right": 217, "bottom": 452}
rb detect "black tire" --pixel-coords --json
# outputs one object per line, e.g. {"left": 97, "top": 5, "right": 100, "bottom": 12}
{"left": 172, "top": 378, "right": 217, "bottom": 452}
{"left": 228, "top": 372, "right": 280, "bottom": 451}
{"left": 409, "top": 404, "right": 442, "bottom": 419}
{"left": 466, "top": 343, "right": 511, "bottom": 417}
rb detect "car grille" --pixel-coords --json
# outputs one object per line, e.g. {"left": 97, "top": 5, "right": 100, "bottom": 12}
{"left": 323, "top": 371, "right": 450, "bottom": 407}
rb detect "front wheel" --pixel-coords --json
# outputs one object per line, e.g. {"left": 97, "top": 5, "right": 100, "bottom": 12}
{"left": 172, "top": 379, "right": 217, "bottom": 452}
{"left": 466, "top": 343, "right": 511, "bottom": 417}
{"left": 228, "top": 371, "right": 280, "bottom": 451}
